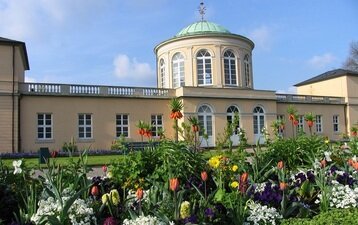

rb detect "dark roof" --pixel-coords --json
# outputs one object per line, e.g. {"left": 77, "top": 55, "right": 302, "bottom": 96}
{"left": 0, "top": 37, "right": 30, "bottom": 70}
{"left": 294, "top": 69, "right": 358, "bottom": 86}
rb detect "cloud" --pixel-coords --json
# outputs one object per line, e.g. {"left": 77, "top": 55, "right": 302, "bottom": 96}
{"left": 248, "top": 25, "right": 273, "bottom": 51}
{"left": 307, "top": 53, "right": 336, "bottom": 69}
{"left": 113, "top": 54, "right": 155, "bottom": 84}
{"left": 0, "top": 0, "right": 105, "bottom": 41}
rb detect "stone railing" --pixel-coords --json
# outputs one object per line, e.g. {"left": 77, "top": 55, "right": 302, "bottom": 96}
{"left": 276, "top": 94, "right": 344, "bottom": 104}
{"left": 20, "top": 83, "right": 173, "bottom": 98}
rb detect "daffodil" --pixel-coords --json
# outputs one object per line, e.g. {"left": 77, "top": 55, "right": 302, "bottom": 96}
{"left": 209, "top": 155, "right": 221, "bottom": 168}
{"left": 232, "top": 165, "right": 238, "bottom": 172}
{"left": 230, "top": 181, "right": 239, "bottom": 188}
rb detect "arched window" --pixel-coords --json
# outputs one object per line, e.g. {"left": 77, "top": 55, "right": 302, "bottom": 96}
{"left": 197, "top": 50, "right": 212, "bottom": 85}
{"left": 227, "top": 105, "right": 240, "bottom": 134}
{"left": 224, "top": 50, "right": 237, "bottom": 86}
{"left": 253, "top": 106, "right": 265, "bottom": 142}
{"left": 159, "top": 59, "right": 165, "bottom": 88}
{"left": 198, "top": 105, "right": 213, "bottom": 137}
{"left": 172, "top": 53, "right": 185, "bottom": 88}
{"left": 244, "top": 54, "right": 251, "bottom": 87}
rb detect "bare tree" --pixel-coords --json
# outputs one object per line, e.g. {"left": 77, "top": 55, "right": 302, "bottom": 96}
{"left": 343, "top": 41, "right": 358, "bottom": 72}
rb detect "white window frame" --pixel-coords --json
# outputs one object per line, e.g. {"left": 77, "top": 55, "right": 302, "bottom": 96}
{"left": 37, "top": 113, "right": 52, "bottom": 140}
{"left": 151, "top": 115, "right": 163, "bottom": 137}
{"left": 315, "top": 115, "right": 323, "bottom": 133}
{"left": 78, "top": 114, "right": 92, "bottom": 139}
{"left": 172, "top": 53, "right": 185, "bottom": 88}
{"left": 224, "top": 50, "right": 237, "bottom": 86}
{"left": 197, "top": 50, "right": 212, "bottom": 86}
{"left": 244, "top": 54, "right": 251, "bottom": 87}
{"left": 333, "top": 115, "right": 339, "bottom": 133}
{"left": 297, "top": 115, "right": 304, "bottom": 131}
{"left": 116, "top": 114, "right": 129, "bottom": 138}
{"left": 160, "top": 59, "right": 166, "bottom": 88}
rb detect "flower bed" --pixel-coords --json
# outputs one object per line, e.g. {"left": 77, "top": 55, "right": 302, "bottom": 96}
{"left": 1, "top": 136, "right": 358, "bottom": 225}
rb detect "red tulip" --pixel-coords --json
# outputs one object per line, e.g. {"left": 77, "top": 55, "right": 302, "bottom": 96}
{"left": 51, "top": 151, "right": 58, "bottom": 158}
{"left": 279, "top": 182, "right": 288, "bottom": 191}
{"left": 91, "top": 185, "right": 99, "bottom": 196}
{"left": 277, "top": 161, "right": 284, "bottom": 170}
{"left": 136, "top": 188, "right": 144, "bottom": 200}
{"left": 169, "top": 178, "right": 179, "bottom": 192}
{"left": 201, "top": 171, "right": 208, "bottom": 182}
{"left": 240, "top": 172, "right": 249, "bottom": 183}
{"left": 293, "top": 120, "right": 299, "bottom": 126}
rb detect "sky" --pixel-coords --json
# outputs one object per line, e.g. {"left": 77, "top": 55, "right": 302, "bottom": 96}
{"left": 0, "top": 0, "right": 357, "bottom": 93}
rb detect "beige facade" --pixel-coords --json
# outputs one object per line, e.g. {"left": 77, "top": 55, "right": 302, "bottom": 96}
{"left": 0, "top": 22, "right": 356, "bottom": 153}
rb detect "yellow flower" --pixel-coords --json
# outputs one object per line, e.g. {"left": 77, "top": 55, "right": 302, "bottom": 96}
{"left": 180, "top": 201, "right": 191, "bottom": 219}
{"left": 101, "top": 193, "right": 110, "bottom": 205}
{"left": 209, "top": 155, "right": 221, "bottom": 168}
{"left": 107, "top": 171, "right": 113, "bottom": 179}
{"left": 232, "top": 165, "right": 238, "bottom": 172}
{"left": 230, "top": 181, "right": 239, "bottom": 188}
{"left": 110, "top": 189, "right": 120, "bottom": 206}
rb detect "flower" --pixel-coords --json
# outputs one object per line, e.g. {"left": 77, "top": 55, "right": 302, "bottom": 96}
{"left": 246, "top": 201, "right": 282, "bottom": 224}
{"left": 103, "top": 217, "right": 117, "bottom": 225}
{"left": 232, "top": 165, "right": 238, "bottom": 172}
{"left": 180, "top": 201, "right": 191, "bottom": 219}
{"left": 101, "top": 193, "right": 110, "bottom": 205}
{"left": 136, "top": 188, "right": 144, "bottom": 200}
{"left": 201, "top": 171, "right": 208, "bottom": 182}
{"left": 239, "top": 172, "right": 249, "bottom": 193}
{"left": 91, "top": 185, "right": 99, "bottom": 196}
{"left": 110, "top": 189, "right": 120, "bottom": 205}
{"left": 320, "top": 159, "right": 327, "bottom": 168}
{"left": 240, "top": 172, "right": 249, "bottom": 183}
{"left": 107, "top": 171, "right": 113, "bottom": 179}
{"left": 230, "top": 181, "right": 239, "bottom": 189}
{"left": 50, "top": 151, "right": 58, "bottom": 158}
{"left": 170, "top": 178, "right": 179, "bottom": 191}
{"left": 12, "top": 160, "right": 22, "bottom": 174}
{"left": 205, "top": 208, "right": 215, "bottom": 219}
{"left": 324, "top": 151, "right": 332, "bottom": 162}
{"left": 277, "top": 161, "right": 284, "bottom": 170}
{"left": 279, "top": 182, "right": 288, "bottom": 191}
{"left": 208, "top": 155, "right": 221, "bottom": 168}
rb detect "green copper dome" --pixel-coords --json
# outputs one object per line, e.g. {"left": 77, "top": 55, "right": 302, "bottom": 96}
{"left": 175, "top": 21, "right": 231, "bottom": 37}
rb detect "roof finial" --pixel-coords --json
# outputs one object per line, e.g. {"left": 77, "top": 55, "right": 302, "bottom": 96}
{"left": 198, "top": 2, "right": 206, "bottom": 21}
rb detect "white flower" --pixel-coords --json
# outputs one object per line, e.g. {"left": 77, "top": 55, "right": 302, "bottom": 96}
{"left": 12, "top": 160, "right": 22, "bottom": 174}
{"left": 123, "top": 215, "right": 166, "bottom": 225}
{"left": 246, "top": 201, "right": 282, "bottom": 225}
{"left": 324, "top": 151, "right": 332, "bottom": 162}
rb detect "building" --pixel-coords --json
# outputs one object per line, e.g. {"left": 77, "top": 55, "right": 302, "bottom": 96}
{"left": 0, "top": 17, "right": 357, "bottom": 153}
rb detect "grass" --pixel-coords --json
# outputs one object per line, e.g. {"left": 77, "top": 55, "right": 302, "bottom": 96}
{"left": 1, "top": 154, "right": 125, "bottom": 168}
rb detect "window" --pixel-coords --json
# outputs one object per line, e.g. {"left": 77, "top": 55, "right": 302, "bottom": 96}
{"left": 333, "top": 115, "right": 339, "bottom": 133}
{"left": 197, "top": 50, "right": 212, "bottom": 85}
{"left": 224, "top": 50, "right": 237, "bottom": 86}
{"left": 227, "top": 106, "right": 240, "bottom": 134}
{"left": 172, "top": 53, "right": 185, "bottom": 88}
{"left": 297, "top": 115, "right": 304, "bottom": 131}
{"left": 244, "top": 54, "right": 251, "bottom": 87}
{"left": 116, "top": 114, "right": 129, "bottom": 137}
{"left": 316, "top": 115, "right": 323, "bottom": 133}
{"left": 78, "top": 114, "right": 92, "bottom": 139}
{"left": 198, "top": 105, "right": 213, "bottom": 136}
{"left": 253, "top": 106, "right": 265, "bottom": 135}
{"left": 37, "top": 113, "right": 52, "bottom": 139}
{"left": 160, "top": 59, "right": 166, "bottom": 88}
{"left": 151, "top": 115, "right": 163, "bottom": 137}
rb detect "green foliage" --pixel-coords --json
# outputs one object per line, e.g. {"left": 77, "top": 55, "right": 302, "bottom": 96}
{"left": 280, "top": 208, "right": 358, "bottom": 225}
{"left": 260, "top": 135, "right": 325, "bottom": 170}
{"left": 111, "top": 134, "right": 128, "bottom": 151}
{"left": 62, "top": 137, "right": 78, "bottom": 155}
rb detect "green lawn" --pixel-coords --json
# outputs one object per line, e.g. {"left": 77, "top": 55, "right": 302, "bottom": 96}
{"left": 1, "top": 154, "right": 125, "bottom": 168}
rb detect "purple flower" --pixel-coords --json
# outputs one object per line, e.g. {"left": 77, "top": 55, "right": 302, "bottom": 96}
{"left": 205, "top": 208, "right": 215, "bottom": 218}
{"left": 183, "top": 215, "right": 198, "bottom": 224}
{"left": 103, "top": 217, "right": 117, "bottom": 225}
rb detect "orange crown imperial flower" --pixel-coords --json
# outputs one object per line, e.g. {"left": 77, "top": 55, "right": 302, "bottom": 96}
{"left": 169, "top": 178, "right": 179, "bottom": 191}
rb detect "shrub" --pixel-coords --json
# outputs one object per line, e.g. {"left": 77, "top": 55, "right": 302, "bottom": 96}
{"left": 280, "top": 207, "right": 358, "bottom": 225}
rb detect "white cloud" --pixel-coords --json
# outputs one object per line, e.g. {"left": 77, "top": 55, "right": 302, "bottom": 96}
{"left": 113, "top": 54, "right": 155, "bottom": 84}
{"left": 248, "top": 25, "right": 273, "bottom": 51}
{"left": 307, "top": 53, "right": 336, "bottom": 69}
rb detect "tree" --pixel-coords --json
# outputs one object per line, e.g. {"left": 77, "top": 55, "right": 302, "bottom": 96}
{"left": 343, "top": 41, "right": 358, "bottom": 72}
